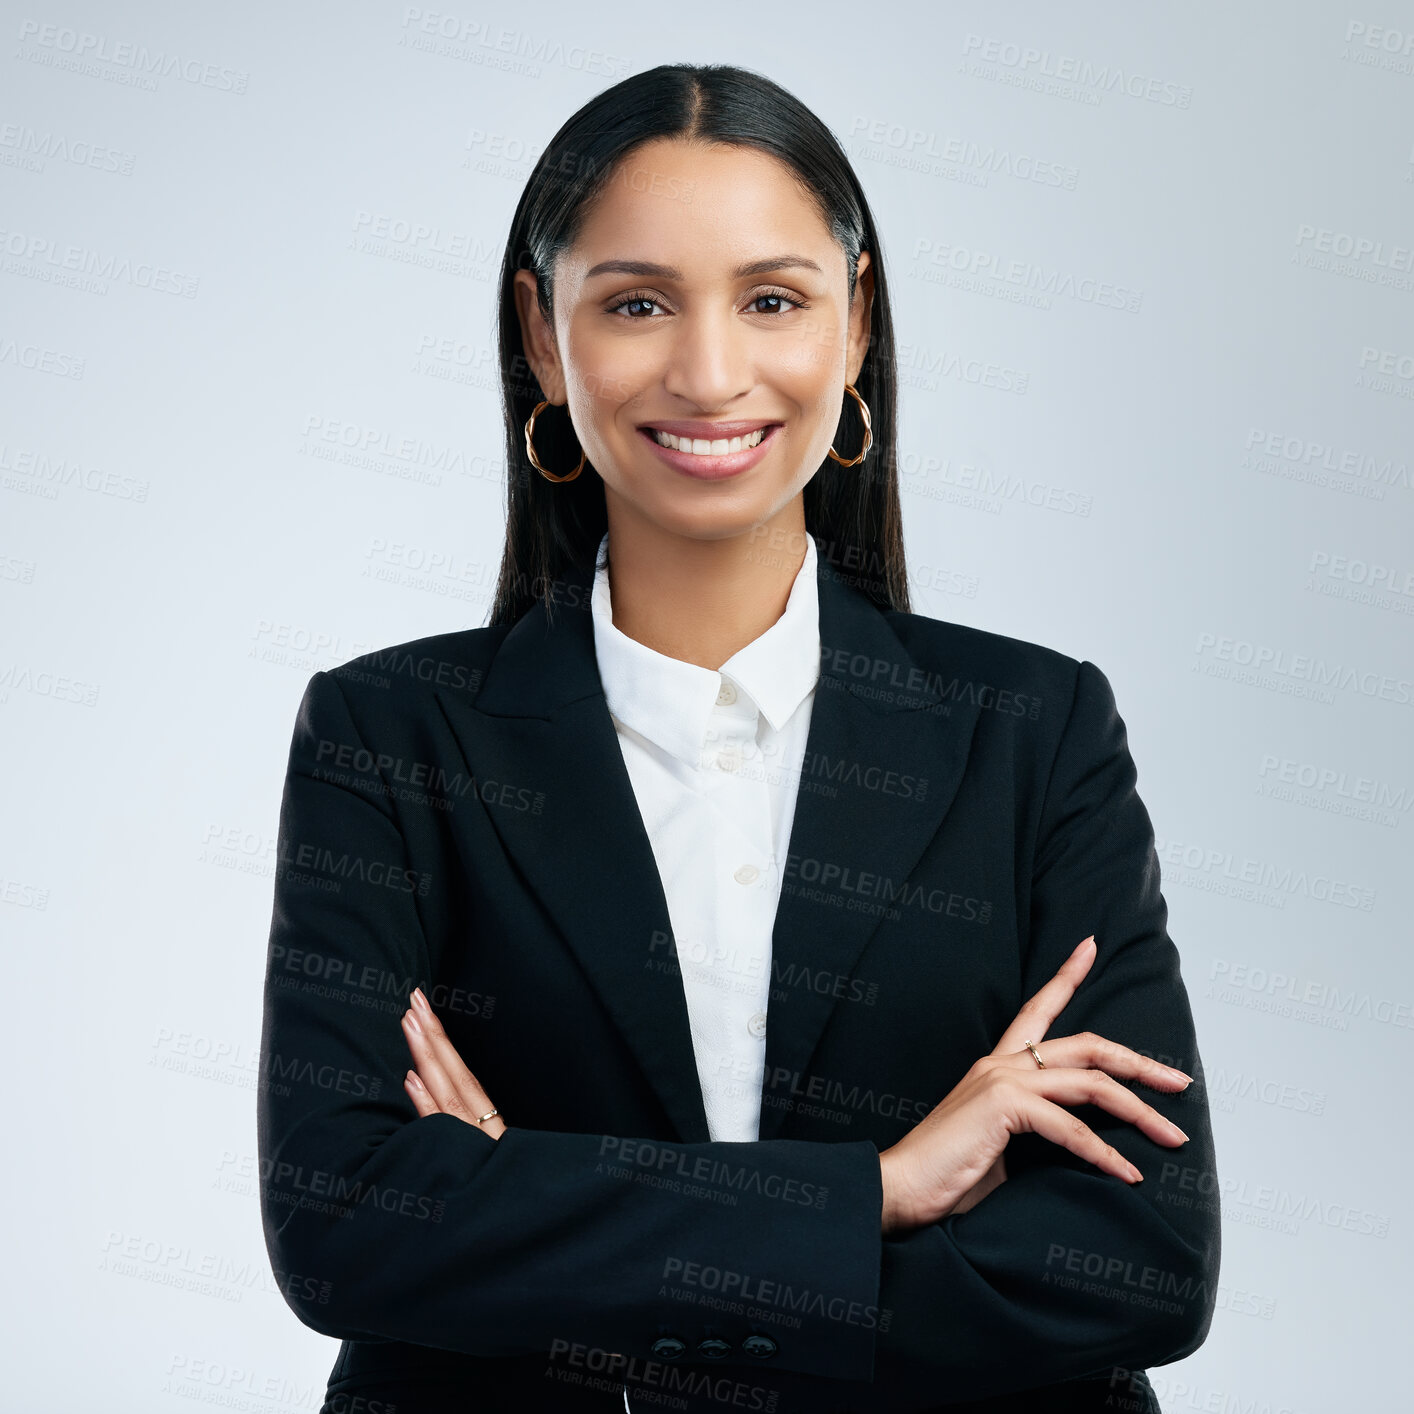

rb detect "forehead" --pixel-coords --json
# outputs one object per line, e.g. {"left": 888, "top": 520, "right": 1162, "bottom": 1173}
{"left": 562, "top": 138, "right": 841, "bottom": 282}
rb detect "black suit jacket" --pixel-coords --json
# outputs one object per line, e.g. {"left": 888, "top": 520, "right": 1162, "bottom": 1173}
{"left": 258, "top": 544, "right": 1220, "bottom": 1414}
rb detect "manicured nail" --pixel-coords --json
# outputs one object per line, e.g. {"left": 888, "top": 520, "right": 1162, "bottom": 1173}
{"left": 405, "top": 1069, "right": 425, "bottom": 1091}
{"left": 1073, "top": 935, "right": 1096, "bottom": 955}
{"left": 1127, "top": 1163, "right": 1143, "bottom": 1183}
{"left": 404, "top": 1008, "right": 422, "bottom": 1034}
{"left": 1169, "top": 1123, "right": 1190, "bottom": 1143}
{"left": 1164, "top": 1066, "right": 1193, "bottom": 1086}
{"left": 412, "top": 987, "right": 431, "bottom": 1013}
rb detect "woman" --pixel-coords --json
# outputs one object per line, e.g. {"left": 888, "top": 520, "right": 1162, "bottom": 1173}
{"left": 258, "top": 63, "right": 1219, "bottom": 1414}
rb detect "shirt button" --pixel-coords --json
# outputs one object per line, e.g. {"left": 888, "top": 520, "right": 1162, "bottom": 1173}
{"left": 733, "top": 863, "right": 760, "bottom": 885}
{"left": 716, "top": 679, "right": 738, "bottom": 706}
{"left": 747, "top": 1011, "right": 767, "bottom": 1037}
{"left": 717, "top": 746, "right": 741, "bottom": 772}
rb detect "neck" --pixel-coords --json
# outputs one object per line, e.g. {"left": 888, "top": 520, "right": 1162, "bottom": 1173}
{"left": 601, "top": 498, "right": 809, "bottom": 671}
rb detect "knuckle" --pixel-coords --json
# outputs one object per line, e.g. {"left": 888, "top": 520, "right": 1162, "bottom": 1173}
{"left": 1097, "top": 1037, "right": 1126, "bottom": 1066}
{"left": 993, "top": 1074, "right": 1021, "bottom": 1101}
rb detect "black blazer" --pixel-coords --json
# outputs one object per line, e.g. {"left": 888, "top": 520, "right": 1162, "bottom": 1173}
{"left": 258, "top": 544, "right": 1220, "bottom": 1414}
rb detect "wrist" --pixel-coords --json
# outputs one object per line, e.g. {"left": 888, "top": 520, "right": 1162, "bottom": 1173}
{"left": 878, "top": 1148, "right": 914, "bottom": 1237}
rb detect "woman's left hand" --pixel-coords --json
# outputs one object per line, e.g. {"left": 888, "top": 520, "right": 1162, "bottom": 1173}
{"left": 950, "top": 1153, "right": 1007, "bottom": 1214}
{"left": 400, "top": 988, "right": 508, "bottom": 1140}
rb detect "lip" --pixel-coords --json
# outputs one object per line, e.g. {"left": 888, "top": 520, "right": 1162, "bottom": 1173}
{"left": 638, "top": 422, "right": 782, "bottom": 481}
{"left": 638, "top": 418, "right": 782, "bottom": 439}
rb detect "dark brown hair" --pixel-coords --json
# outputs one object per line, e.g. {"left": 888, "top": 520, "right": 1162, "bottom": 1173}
{"left": 488, "top": 61, "right": 907, "bottom": 627}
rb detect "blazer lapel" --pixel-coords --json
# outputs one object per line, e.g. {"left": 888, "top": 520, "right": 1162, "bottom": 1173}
{"left": 755, "top": 568, "right": 982, "bottom": 1139}
{"left": 433, "top": 548, "right": 982, "bottom": 1144}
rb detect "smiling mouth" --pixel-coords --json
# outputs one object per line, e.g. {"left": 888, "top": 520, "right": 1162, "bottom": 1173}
{"left": 644, "top": 425, "right": 780, "bottom": 457}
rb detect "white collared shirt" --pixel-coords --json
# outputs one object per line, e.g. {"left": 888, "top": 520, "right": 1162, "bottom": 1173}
{"left": 590, "top": 530, "right": 821, "bottom": 1142}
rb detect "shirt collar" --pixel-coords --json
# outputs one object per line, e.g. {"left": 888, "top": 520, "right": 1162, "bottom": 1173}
{"left": 590, "top": 530, "right": 821, "bottom": 768}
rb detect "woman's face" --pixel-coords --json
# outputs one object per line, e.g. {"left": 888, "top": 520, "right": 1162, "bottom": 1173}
{"left": 514, "top": 138, "right": 874, "bottom": 546}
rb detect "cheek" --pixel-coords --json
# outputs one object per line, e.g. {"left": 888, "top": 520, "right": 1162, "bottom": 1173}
{"left": 779, "top": 312, "right": 846, "bottom": 376}
{"left": 771, "top": 340, "right": 846, "bottom": 419}
{"left": 564, "top": 334, "right": 652, "bottom": 422}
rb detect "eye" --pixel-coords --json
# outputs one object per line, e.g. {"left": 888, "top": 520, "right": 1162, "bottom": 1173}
{"left": 748, "top": 288, "right": 805, "bottom": 316}
{"left": 606, "top": 290, "right": 667, "bottom": 319}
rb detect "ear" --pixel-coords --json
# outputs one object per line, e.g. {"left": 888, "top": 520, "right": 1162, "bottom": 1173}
{"left": 512, "top": 268, "right": 567, "bottom": 404}
{"left": 845, "top": 249, "right": 875, "bottom": 388}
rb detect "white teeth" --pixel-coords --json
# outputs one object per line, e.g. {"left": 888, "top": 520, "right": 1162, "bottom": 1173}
{"left": 651, "top": 427, "right": 769, "bottom": 455}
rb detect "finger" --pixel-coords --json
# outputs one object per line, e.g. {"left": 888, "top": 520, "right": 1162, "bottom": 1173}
{"left": 402, "top": 1004, "right": 506, "bottom": 1138}
{"left": 1018, "top": 1093, "right": 1145, "bottom": 1183}
{"left": 992, "top": 935, "right": 1096, "bottom": 1056}
{"left": 1020, "top": 1067, "right": 1189, "bottom": 1149}
{"left": 404, "top": 1068, "right": 439, "bottom": 1119}
{"left": 407, "top": 997, "right": 498, "bottom": 1115}
{"left": 401, "top": 1009, "right": 467, "bottom": 1114}
{"left": 999, "top": 1030, "right": 1193, "bottom": 1092}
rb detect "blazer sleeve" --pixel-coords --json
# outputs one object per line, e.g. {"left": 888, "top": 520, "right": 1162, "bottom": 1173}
{"left": 868, "top": 658, "right": 1222, "bottom": 1400}
{"left": 257, "top": 669, "right": 887, "bottom": 1383}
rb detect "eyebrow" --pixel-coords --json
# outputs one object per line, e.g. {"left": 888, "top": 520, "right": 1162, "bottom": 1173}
{"left": 583, "top": 255, "right": 824, "bottom": 280}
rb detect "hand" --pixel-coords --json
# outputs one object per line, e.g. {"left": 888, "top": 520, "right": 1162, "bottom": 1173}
{"left": 878, "top": 934, "right": 1193, "bottom": 1235}
{"left": 401, "top": 987, "right": 508, "bottom": 1140}
{"left": 948, "top": 1153, "right": 1007, "bottom": 1217}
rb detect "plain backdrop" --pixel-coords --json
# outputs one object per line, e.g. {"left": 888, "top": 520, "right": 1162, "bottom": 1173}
{"left": 4, "top": 2, "right": 1410, "bottom": 1409}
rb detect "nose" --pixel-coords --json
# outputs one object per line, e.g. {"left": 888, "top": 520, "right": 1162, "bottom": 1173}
{"left": 659, "top": 305, "right": 753, "bottom": 411}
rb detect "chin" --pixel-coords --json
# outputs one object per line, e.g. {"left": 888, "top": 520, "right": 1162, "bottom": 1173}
{"left": 629, "top": 496, "right": 781, "bottom": 545}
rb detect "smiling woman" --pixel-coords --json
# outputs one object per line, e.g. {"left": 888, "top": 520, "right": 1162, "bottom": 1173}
{"left": 258, "top": 61, "right": 1219, "bottom": 1414}
{"left": 538, "top": 191, "right": 861, "bottom": 507}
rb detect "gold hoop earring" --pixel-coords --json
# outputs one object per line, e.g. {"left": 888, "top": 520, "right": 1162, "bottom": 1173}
{"left": 827, "top": 382, "right": 873, "bottom": 467}
{"left": 524, "top": 399, "right": 586, "bottom": 483}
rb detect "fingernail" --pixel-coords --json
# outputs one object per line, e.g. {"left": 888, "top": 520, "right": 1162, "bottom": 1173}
{"left": 404, "top": 1008, "right": 422, "bottom": 1034}
{"left": 1164, "top": 1066, "right": 1193, "bottom": 1086}
{"left": 1169, "top": 1123, "right": 1190, "bottom": 1143}
{"left": 1074, "top": 935, "right": 1096, "bottom": 954}
{"left": 1127, "top": 1164, "right": 1143, "bottom": 1183}
{"left": 412, "top": 987, "right": 430, "bottom": 1013}
{"left": 405, "top": 1069, "right": 425, "bottom": 1091}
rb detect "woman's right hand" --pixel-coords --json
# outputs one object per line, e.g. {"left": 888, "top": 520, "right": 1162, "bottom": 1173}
{"left": 878, "top": 934, "right": 1194, "bottom": 1236}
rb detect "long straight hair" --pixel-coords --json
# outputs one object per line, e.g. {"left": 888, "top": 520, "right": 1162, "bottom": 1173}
{"left": 488, "top": 62, "right": 908, "bottom": 628}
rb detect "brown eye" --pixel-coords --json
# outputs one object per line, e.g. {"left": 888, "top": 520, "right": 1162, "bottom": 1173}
{"left": 606, "top": 291, "right": 666, "bottom": 318}
{"left": 749, "top": 290, "right": 803, "bottom": 316}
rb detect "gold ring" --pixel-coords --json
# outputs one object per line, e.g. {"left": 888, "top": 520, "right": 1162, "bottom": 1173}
{"left": 1023, "top": 1039, "right": 1045, "bottom": 1069}
{"left": 476, "top": 1108, "right": 499, "bottom": 1124}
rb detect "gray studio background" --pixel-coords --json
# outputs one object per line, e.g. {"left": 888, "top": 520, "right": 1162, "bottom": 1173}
{"left": 4, "top": 2, "right": 1410, "bottom": 1409}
